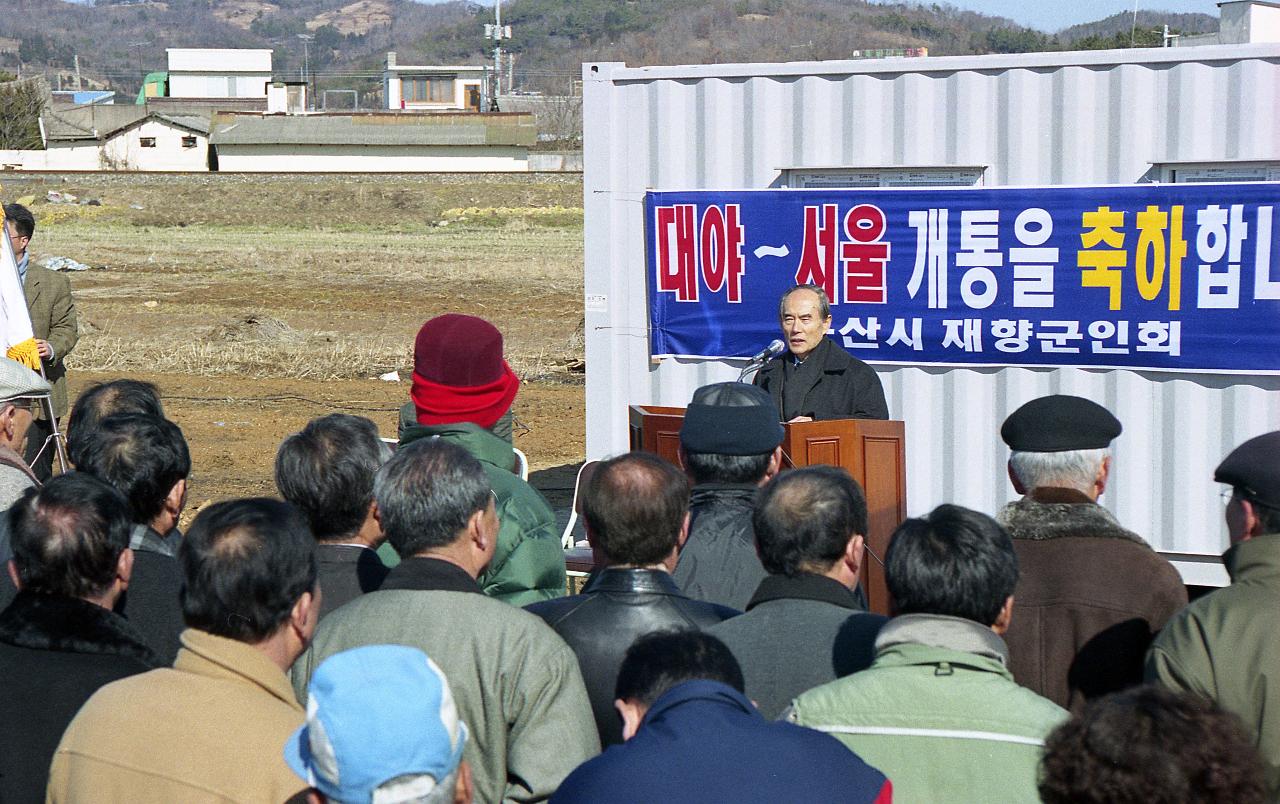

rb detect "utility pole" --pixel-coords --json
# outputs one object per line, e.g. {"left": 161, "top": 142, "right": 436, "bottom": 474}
{"left": 129, "top": 41, "right": 150, "bottom": 95}
{"left": 73, "top": 54, "right": 81, "bottom": 91}
{"left": 484, "top": 0, "right": 511, "bottom": 111}
{"left": 297, "top": 33, "right": 314, "bottom": 111}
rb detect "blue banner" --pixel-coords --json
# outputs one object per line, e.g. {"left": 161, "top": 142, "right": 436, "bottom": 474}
{"left": 645, "top": 184, "right": 1280, "bottom": 373}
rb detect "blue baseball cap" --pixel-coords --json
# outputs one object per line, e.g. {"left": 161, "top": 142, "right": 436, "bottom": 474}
{"left": 284, "top": 645, "right": 468, "bottom": 804}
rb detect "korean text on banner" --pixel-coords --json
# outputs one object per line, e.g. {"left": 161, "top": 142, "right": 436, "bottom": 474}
{"left": 645, "top": 183, "right": 1280, "bottom": 373}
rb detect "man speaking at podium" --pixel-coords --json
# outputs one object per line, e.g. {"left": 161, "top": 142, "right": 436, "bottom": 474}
{"left": 753, "top": 284, "right": 888, "bottom": 422}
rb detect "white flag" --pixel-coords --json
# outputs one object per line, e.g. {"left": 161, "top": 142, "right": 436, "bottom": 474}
{"left": 0, "top": 211, "right": 39, "bottom": 370}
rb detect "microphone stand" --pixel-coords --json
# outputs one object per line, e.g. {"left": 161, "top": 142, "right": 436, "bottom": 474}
{"left": 736, "top": 358, "right": 766, "bottom": 383}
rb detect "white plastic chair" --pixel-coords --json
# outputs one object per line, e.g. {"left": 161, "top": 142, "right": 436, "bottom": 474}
{"left": 561, "top": 460, "right": 599, "bottom": 550}
{"left": 512, "top": 447, "right": 529, "bottom": 481}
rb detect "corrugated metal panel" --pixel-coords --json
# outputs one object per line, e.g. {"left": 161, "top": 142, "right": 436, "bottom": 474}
{"left": 583, "top": 45, "right": 1280, "bottom": 583}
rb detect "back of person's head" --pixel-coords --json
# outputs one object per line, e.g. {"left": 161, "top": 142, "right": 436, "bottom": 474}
{"left": 4, "top": 203, "right": 34, "bottom": 240}
{"left": 885, "top": 503, "right": 1018, "bottom": 626}
{"left": 74, "top": 413, "right": 190, "bottom": 525}
{"left": 582, "top": 452, "right": 689, "bottom": 566}
{"left": 180, "top": 497, "right": 317, "bottom": 643}
{"left": 373, "top": 438, "right": 490, "bottom": 558}
{"left": 614, "top": 630, "right": 744, "bottom": 708}
{"left": 411, "top": 314, "right": 520, "bottom": 432}
{"left": 8, "top": 472, "right": 131, "bottom": 599}
{"left": 754, "top": 466, "right": 867, "bottom": 576}
{"left": 275, "top": 414, "right": 385, "bottom": 542}
{"left": 1009, "top": 448, "right": 1109, "bottom": 495}
{"left": 286, "top": 645, "right": 471, "bottom": 804}
{"left": 679, "top": 382, "right": 784, "bottom": 485}
{"left": 67, "top": 379, "right": 164, "bottom": 467}
{"left": 1039, "top": 685, "right": 1266, "bottom": 804}
{"left": 1003, "top": 395, "right": 1121, "bottom": 495}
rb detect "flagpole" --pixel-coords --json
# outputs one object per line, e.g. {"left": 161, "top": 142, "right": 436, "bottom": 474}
{"left": 35, "top": 364, "right": 68, "bottom": 474}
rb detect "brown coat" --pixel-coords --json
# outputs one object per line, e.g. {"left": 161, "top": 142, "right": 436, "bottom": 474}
{"left": 998, "top": 488, "right": 1187, "bottom": 712}
{"left": 23, "top": 265, "right": 77, "bottom": 419}
{"left": 47, "top": 628, "right": 306, "bottom": 803}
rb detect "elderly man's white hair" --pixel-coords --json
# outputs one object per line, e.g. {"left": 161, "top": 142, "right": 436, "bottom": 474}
{"left": 1009, "top": 448, "right": 1109, "bottom": 495}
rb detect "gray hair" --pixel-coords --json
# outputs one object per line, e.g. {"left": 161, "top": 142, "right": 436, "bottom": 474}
{"left": 373, "top": 438, "right": 491, "bottom": 558}
{"left": 372, "top": 767, "right": 460, "bottom": 804}
{"left": 1009, "top": 448, "right": 1109, "bottom": 494}
{"left": 779, "top": 284, "right": 832, "bottom": 320}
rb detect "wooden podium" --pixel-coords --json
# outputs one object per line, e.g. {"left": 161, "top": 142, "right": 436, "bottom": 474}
{"left": 629, "top": 405, "right": 906, "bottom": 615}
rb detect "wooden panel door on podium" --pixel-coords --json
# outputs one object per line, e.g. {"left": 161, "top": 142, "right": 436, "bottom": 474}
{"left": 628, "top": 405, "right": 906, "bottom": 615}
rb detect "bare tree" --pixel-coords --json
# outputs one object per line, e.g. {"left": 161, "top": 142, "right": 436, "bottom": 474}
{"left": 539, "top": 91, "right": 582, "bottom": 147}
{"left": 0, "top": 76, "right": 47, "bottom": 150}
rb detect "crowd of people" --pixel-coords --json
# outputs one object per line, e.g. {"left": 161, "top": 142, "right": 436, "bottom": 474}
{"left": 0, "top": 308, "right": 1274, "bottom": 803}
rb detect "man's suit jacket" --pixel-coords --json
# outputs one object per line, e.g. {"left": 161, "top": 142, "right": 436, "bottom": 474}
{"left": 24, "top": 265, "right": 78, "bottom": 419}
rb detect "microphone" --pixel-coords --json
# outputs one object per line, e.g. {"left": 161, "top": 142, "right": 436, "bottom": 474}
{"left": 737, "top": 339, "right": 785, "bottom": 382}
{"left": 749, "top": 339, "right": 786, "bottom": 364}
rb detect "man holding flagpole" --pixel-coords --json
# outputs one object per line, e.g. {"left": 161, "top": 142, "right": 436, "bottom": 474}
{"left": 4, "top": 203, "right": 76, "bottom": 479}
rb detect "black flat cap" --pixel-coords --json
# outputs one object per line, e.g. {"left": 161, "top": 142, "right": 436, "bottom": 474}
{"left": 1001, "top": 395, "right": 1122, "bottom": 452}
{"left": 1215, "top": 431, "right": 1280, "bottom": 509}
{"left": 681, "top": 382, "right": 785, "bottom": 456}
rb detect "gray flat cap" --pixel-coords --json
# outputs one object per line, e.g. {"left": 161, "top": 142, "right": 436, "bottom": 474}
{"left": 0, "top": 357, "right": 50, "bottom": 402}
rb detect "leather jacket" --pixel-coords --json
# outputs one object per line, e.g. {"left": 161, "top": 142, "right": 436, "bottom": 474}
{"left": 526, "top": 568, "right": 739, "bottom": 746}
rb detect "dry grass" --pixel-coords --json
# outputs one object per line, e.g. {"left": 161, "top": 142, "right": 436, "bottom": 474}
{"left": 69, "top": 334, "right": 404, "bottom": 380}
{"left": 19, "top": 176, "right": 588, "bottom": 385}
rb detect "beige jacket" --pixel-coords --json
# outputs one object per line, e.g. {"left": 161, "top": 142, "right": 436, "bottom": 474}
{"left": 47, "top": 629, "right": 306, "bottom": 803}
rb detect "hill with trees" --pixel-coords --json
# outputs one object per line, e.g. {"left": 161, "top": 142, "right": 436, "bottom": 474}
{"left": 0, "top": 0, "right": 1222, "bottom": 103}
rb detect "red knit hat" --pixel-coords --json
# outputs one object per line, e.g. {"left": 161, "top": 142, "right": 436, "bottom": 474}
{"left": 410, "top": 314, "right": 520, "bottom": 429}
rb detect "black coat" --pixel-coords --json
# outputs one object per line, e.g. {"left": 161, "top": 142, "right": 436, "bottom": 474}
{"left": 754, "top": 337, "right": 889, "bottom": 421}
{"left": 526, "top": 569, "right": 738, "bottom": 747}
{"left": 0, "top": 592, "right": 159, "bottom": 803}
{"left": 708, "top": 573, "right": 887, "bottom": 718}
{"left": 316, "top": 543, "right": 391, "bottom": 619}
{"left": 114, "top": 549, "right": 185, "bottom": 664}
{"left": 672, "top": 484, "right": 767, "bottom": 611}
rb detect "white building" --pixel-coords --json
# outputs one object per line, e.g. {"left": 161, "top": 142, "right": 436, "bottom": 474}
{"left": 210, "top": 112, "right": 534, "bottom": 172}
{"left": 1177, "top": 0, "right": 1280, "bottom": 46}
{"left": 35, "top": 108, "right": 210, "bottom": 170}
{"left": 382, "top": 52, "right": 486, "bottom": 111}
{"left": 167, "top": 48, "right": 273, "bottom": 99}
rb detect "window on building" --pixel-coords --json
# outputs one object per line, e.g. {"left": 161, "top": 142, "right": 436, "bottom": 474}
{"left": 404, "top": 77, "right": 455, "bottom": 104}
{"left": 181, "top": 136, "right": 197, "bottom": 148}
{"left": 139, "top": 137, "right": 156, "bottom": 148}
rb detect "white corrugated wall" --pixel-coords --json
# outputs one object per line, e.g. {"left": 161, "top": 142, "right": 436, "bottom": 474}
{"left": 582, "top": 45, "right": 1280, "bottom": 584}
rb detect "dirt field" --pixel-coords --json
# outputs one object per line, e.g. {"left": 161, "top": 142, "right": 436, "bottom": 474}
{"left": 2, "top": 173, "right": 587, "bottom": 524}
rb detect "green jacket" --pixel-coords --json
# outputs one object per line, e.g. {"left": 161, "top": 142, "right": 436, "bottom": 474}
{"left": 1146, "top": 533, "right": 1280, "bottom": 796}
{"left": 292, "top": 565, "right": 599, "bottom": 804}
{"left": 789, "top": 614, "right": 1068, "bottom": 804}
{"left": 399, "top": 407, "right": 566, "bottom": 606}
{"left": 24, "top": 265, "right": 77, "bottom": 419}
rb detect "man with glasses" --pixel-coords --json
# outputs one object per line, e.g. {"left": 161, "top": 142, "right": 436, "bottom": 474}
{"left": 0, "top": 356, "right": 52, "bottom": 610}
{"left": 1147, "top": 430, "right": 1280, "bottom": 798}
{"left": 0, "top": 358, "right": 47, "bottom": 508}
{"left": 4, "top": 203, "right": 78, "bottom": 480}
